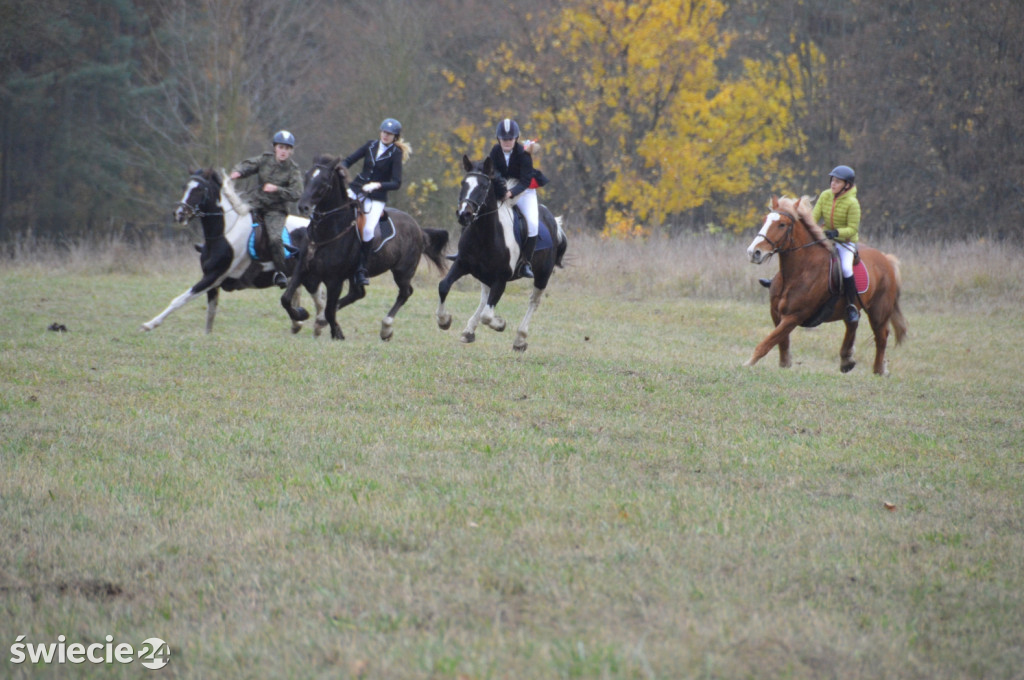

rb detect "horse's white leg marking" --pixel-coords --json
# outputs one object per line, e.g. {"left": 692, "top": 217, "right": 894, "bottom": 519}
{"left": 314, "top": 285, "right": 328, "bottom": 337}
{"left": 381, "top": 314, "right": 395, "bottom": 341}
{"left": 461, "top": 284, "right": 489, "bottom": 343}
{"left": 513, "top": 286, "right": 543, "bottom": 351}
{"left": 436, "top": 297, "right": 452, "bottom": 330}
{"left": 141, "top": 289, "right": 201, "bottom": 331}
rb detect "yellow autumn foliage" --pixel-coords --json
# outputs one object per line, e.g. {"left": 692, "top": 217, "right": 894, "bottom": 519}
{"left": 440, "top": 0, "right": 817, "bottom": 236}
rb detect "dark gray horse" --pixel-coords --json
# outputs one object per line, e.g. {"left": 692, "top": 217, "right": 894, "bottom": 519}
{"left": 283, "top": 155, "right": 449, "bottom": 341}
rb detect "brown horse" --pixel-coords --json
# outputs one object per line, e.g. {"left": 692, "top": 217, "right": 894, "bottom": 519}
{"left": 745, "top": 195, "right": 907, "bottom": 375}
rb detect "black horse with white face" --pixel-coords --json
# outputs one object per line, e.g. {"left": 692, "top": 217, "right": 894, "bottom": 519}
{"left": 283, "top": 154, "right": 449, "bottom": 341}
{"left": 141, "top": 168, "right": 325, "bottom": 334}
{"left": 436, "top": 155, "right": 567, "bottom": 352}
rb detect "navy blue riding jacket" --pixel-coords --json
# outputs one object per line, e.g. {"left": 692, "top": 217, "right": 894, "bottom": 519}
{"left": 489, "top": 143, "right": 549, "bottom": 199}
{"left": 343, "top": 140, "right": 403, "bottom": 202}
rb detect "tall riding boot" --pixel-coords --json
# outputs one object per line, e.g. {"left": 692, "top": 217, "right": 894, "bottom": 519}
{"left": 843, "top": 275, "right": 860, "bottom": 323}
{"left": 355, "top": 240, "right": 372, "bottom": 286}
{"left": 517, "top": 235, "right": 537, "bottom": 279}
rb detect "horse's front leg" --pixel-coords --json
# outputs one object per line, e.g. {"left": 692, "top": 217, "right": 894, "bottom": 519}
{"left": 324, "top": 279, "right": 346, "bottom": 340}
{"left": 141, "top": 286, "right": 202, "bottom": 331}
{"left": 512, "top": 286, "right": 544, "bottom": 352}
{"left": 205, "top": 288, "right": 219, "bottom": 334}
{"left": 481, "top": 280, "right": 508, "bottom": 332}
{"left": 461, "top": 284, "right": 491, "bottom": 343}
{"left": 310, "top": 284, "right": 328, "bottom": 338}
{"left": 745, "top": 315, "right": 801, "bottom": 367}
{"left": 436, "top": 261, "right": 467, "bottom": 331}
{"left": 280, "top": 273, "right": 309, "bottom": 323}
{"left": 770, "top": 305, "right": 791, "bottom": 368}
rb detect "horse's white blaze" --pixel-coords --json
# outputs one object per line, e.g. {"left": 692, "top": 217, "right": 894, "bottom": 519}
{"left": 746, "top": 212, "right": 779, "bottom": 262}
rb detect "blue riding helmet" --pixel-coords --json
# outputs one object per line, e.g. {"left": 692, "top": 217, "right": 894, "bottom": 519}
{"left": 273, "top": 130, "right": 296, "bottom": 147}
{"left": 829, "top": 165, "right": 855, "bottom": 183}
{"left": 496, "top": 118, "right": 520, "bottom": 140}
{"left": 380, "top": 118, "right": 402, "bottom": 135}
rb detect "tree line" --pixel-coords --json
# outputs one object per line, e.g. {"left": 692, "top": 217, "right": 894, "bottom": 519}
{"left": 1, "top": 0, "right": 1020, "bottom": 244}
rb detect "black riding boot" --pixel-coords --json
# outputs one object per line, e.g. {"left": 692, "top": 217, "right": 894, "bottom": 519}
{"left": 843, "top": 275, "right": 860, "bottom": 323}
{"left": 355, "top": 241, "right": 372, "bottom": 286}
{"left": 517, "top": 235, "right": 537, "bottom": 279}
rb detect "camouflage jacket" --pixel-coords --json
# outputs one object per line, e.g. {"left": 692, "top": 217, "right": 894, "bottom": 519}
{"left": 231, "top": 152, "right": 304, "bottom": 213}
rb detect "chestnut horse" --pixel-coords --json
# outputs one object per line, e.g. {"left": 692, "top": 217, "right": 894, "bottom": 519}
{"left": 745, "top": 196, "right": 907, "bottom": 375}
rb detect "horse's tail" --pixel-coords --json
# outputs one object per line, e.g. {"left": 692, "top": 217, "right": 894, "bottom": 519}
{"left": 886, "top": 253, "right": 908, "bottom": 345}
{"left": 421, "top": 227, "right": 450, "bottom": 273}
{"left": 554, "top": 215, "right": 567, "bottom": 268}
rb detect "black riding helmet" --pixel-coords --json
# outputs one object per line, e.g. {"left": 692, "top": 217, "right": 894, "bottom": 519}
{"left": 496, "top": 118, "right": 520, "bottom": 140}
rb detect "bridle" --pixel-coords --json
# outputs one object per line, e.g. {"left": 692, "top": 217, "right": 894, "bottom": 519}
{"left": 305, "top": 162, "right": 358, "bottom": 252}
{"left": 759, "top": 211, "right": 827, "bottom": 255}
{"left": 458, "top": 171, "right": 498, "bottom": 222}
{"left": 176, "top": 174, "right": 223, "bottom": 220}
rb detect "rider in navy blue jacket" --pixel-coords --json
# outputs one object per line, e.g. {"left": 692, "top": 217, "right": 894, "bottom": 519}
{"left": 342, "top": 117, "right": 408, "bottom": 286}
{"left": 489, "top": 118, "right": 549, "bottom": 278}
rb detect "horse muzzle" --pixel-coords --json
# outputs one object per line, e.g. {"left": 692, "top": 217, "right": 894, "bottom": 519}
{"left": 457, "top": 209, "right": 473, "bottom": 227}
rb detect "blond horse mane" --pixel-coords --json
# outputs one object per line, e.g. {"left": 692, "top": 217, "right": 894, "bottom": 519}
{"left": 219, "top": 170, "right": 252, "bottom": 216}
{"left": 777, "top": 195, "right": 833, "bottom": 252}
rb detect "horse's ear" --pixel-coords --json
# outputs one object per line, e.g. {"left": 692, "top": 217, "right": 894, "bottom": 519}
{"left": 334, "top": 161, "right": 348, "bottom": 182}
{"left": 482, "top": 156, "right": 493, "bottom": 175}
{"left": 462, "top": 154, "right": 473, "bottom": 172}
{"left": 771, "top": 195, "right": 779, "bottom": 210}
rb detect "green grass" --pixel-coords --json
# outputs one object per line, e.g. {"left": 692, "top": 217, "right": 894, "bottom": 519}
{"left": 1, "top": 234, "right": 1023, "bottom": 678}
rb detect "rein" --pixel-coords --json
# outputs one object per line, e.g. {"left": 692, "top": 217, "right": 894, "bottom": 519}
{"left": 460, "top": 171, "right": 499, "bottom": 221}
{"left": 762, "top": 212, "right": 829, "bottom": 255}
{"left": 306, "top": 171, "right": 359, "bottom": 254}
{"left": 178, "top": 177, "right": 224, "bottom": 219}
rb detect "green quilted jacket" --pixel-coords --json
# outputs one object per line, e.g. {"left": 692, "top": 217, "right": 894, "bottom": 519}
{"left": 812, "top": 186, "right": 860, "bottom": 243}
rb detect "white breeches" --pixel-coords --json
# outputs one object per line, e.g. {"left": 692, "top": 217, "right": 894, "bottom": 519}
{"left": 510, "top": 189, "right": 539, "bottom": 237}
{"left": 838, "top": 242, "right": 857, "bottom": 278}
{"left": 362, "top": 199, "right": 385, "bottom": 242}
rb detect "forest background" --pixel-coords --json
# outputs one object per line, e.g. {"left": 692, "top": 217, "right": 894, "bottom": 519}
{"left": 1, "top": 0, "right": 1020, "bottom": 244}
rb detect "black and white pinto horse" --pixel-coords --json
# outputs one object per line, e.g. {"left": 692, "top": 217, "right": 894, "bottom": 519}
{"left": 141, "top": 168, "right": 326, "bottom": 334}
{"left": 436, "top": 155, "right": 567, "bottom": 352}
{"left": 285, "top": 154, "right": 449, "bottom": 341}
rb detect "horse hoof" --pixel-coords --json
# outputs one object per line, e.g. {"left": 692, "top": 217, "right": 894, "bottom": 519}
{"left": 437, "top": 314, "right": 452, "bottom": 331}
{"left": 513, "top": 342, "right": 528, "bottom": 352}
{"left": 460, "top": 331, "right": 475, "bottom": 344}
{"left": 491, "top": 318, "right": 507, "bottom": 332}
{"left": 841, "top": 361, "right": 856, "bottom": 373}
{"left": 291, "top": 324, "right": 303, "bottom": 335}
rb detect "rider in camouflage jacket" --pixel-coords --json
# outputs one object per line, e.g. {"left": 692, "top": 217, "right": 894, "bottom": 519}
{"left": 230, "top": 130, "right": 304, "bottom": 283}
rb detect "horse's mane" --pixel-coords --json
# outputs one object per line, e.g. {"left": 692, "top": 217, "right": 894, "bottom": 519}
{"left": 219, "top": 168, "right": 251, "bottom": 215}
{"left": 778, "top": 195, "right": 832, "bottom": 250}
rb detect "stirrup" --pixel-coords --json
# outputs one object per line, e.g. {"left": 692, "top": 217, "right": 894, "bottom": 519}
{"left": 446, "top": 253, "right": 458, "bottom": 261}
{"left": 758, "top": 278, "right": 771, "bottom": 288}
{"left": 846, "top": 304, "right": 860, "bottom": 323}
{"left": 273, "top": 272, "right": 288, "bottom": 288}
{"left": 518, "top": 262, "right": 534, "bottom": 279}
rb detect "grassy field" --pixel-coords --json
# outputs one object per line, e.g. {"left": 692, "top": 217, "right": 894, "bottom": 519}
{"left": 2, "top": 233, "right": 1023, "bottom": 679}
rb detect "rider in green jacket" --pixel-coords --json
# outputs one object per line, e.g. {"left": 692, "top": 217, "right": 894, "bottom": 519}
{"left": 812, "top": 165, "right": 861, "bottom": 323}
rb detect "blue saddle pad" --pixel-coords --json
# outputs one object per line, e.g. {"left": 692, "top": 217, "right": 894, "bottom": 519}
{"left": 511, "top": 208, "right": 554, "bottom": 251}
{"left": 248, "top": 225, "right": 296, "bottom": 260}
